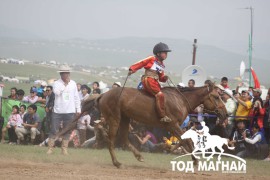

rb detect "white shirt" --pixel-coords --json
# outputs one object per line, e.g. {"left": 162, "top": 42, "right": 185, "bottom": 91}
{"left": 53, "top": 79, "right": 81, "bottom": 113}
{"left": 77, "top": 114, "right": 92, "bottom": 130}
{"left": 80, "top": 93, "right": 89, "bottom": 102}
{"left": 23, "top": 95, "right": 39, "bottom": 104}
{"left": 225, "top": 98, "right": 237, "bottom": 123}
{"left": 244, "top": 132, "right": 262, "bottom": 144}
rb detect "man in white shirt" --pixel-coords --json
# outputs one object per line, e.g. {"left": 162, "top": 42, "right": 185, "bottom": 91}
{"left": 47, "top": 65, "right": 81, "bottom": 155}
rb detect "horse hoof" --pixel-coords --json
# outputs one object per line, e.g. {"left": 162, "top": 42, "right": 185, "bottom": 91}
{"left": 137, "top": 156, "right": 144, "bottom": 162}
{"left": 113, "top": 162, "right": 122, "bottom": 168}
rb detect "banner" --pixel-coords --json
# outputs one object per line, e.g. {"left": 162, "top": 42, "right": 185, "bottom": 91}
{"left": 251, "top": 67, "right": 260, "bottom": 88}
{"left": 1, "top": 98, "right": 46, "bottom": 127}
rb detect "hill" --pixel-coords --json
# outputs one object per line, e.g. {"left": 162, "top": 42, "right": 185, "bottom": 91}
{"left": 0, "top": 37, "right": 269, "bottom": 84}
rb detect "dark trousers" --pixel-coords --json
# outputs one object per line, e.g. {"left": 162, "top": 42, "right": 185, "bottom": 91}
{"left": 8, "top": 127, "right": 18, "bottom": 143}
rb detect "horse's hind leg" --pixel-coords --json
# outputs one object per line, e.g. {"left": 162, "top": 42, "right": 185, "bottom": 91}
{"left": 169, "top": 124, "right": 198, "bottom": 165}
{"left": 169, "top": 124, "right": 193, "bottom": 153}
{"left": 119, "top": 118, "right": 144, "bottom": 162}
{"left": 107, "top": 117, "right": 121, "bottom": 168}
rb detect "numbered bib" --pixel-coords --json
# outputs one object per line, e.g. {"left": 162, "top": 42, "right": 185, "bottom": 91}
{"left": 63, "top": 92, "right": 70, "bottom": 101}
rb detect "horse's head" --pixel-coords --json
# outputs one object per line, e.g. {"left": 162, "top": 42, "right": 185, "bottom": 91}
{"left": 202, "top": 82, "right": 228, "bottom": 120}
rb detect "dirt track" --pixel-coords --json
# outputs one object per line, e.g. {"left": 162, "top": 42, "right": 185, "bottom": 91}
{"left": 0, "top": 158, "right": 264, "bottom": 180}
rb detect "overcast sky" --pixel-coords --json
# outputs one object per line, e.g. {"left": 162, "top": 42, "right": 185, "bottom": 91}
{"left": 0, "top": 0, "right": 269, "bottom": 59}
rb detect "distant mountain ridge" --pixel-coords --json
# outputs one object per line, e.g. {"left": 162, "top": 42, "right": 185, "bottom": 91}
{"left": 0, "top": 36, "right": 268, "bottom": 84}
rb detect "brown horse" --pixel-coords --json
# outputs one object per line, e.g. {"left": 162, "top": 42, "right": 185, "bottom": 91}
{"left": 59, "top": 83, "right": 227, "bottom": 168}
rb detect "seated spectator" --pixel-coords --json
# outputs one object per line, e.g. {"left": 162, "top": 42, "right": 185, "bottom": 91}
{"left": 77, "top": 113, "right": 92, "bottom": 146}
{"left": 163, "top": 135, "right": 188, "bottom": 155}
{"left": 19, "top": 105, "right": 27, "bottom": 119}
{"left": 1, "top": 105, "right": 22, "bottom": 144}
{"left": 112, "top": 82, "right": 121, "bottom": 88}
{"left": 229, "top": 121, "right": 251, "bottom": 158}
{"left": 134, "top": 127, "right": 157, "bottom": 152}
{"left": 235, "top": 90, "right": 252, "bottom": 128}
{"left": 15, "top": 104, "right": 41, "bottom": 144}
{"left": 23, "top": 87, "right": 39, "bottom": 104}
{"left": 92, "top": 81, "right": 101, "bottom": 94}
{"left": 82, "top": 117, "right": 108, "bottom": 149}
{"left": 80, "top": 84, "right": 91, "bottom": 102}
{"left": 8, "top": 87, "right": 17, "bottom": 100}
{"left": 243, "top": 124, "right": 268, "bottom": 159}
{"left": 16, "top": 89, "right": 25, "bottom": 101}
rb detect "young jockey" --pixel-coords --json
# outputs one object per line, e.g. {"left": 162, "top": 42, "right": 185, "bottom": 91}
{"left": 128, "top": 42, "right": 171, "bottom": 123}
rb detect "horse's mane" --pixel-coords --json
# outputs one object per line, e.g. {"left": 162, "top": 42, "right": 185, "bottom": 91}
{"left": 161, "top": 81, "right": 215, "bottom": 93}
{"left": 162, "top": 86, "right": 205, "bottom": 93}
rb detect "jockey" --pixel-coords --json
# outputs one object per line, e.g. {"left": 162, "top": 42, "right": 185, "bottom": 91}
{"left": 128, "top": 42, "right": 171, "bottom": 123}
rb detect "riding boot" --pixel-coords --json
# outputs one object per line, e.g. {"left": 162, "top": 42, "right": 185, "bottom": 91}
{"left": 46, "top": 138, "right": 55, "bottom": 155}
{"left": 155, "top": 92, "right": 172, "bottom": 123}
{"left": 61, "top": 140, "right": 69, "bottom": 155}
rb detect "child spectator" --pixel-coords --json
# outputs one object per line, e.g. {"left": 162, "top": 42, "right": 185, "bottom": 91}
{"left": 92, "top": 82, "right": 101, "bottom": 94}
{"left": 77, "top": 113, "right": 92, "bottom": 146}
{"left": 1, "top": 105, "right": 22, "bottom": 144}
{"left": 220, "top": 77, "right": 229, "bottom": 89}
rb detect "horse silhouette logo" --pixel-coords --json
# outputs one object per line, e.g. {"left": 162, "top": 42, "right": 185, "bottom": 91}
{"left": 181, "top": 121, "right": 235, "bottom": 161}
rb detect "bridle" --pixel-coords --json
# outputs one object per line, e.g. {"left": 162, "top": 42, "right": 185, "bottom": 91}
{"left": 203, "top": 93, "right": 225, "bottom": 117}
{"left": 167, "top": 78, "right": 225, "bottom": 117}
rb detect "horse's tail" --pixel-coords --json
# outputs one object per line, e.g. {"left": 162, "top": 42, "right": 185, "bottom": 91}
{"left": 56, "top": 94, "right": 101, "bottom": 138}
{"left": 223, "top": 138, "right": 235, "bottom": 150}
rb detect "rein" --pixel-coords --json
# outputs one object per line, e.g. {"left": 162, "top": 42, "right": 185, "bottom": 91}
{"left": 167, "top": 77, "right": 193, "bottom": 112}
{"left": 117, "top": 73, "right": 129, "bottom": 102}
{"left": 203, "top": 94, "right": 225, "bottom": 117}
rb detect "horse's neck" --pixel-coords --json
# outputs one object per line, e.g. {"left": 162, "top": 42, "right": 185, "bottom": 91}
{"left": 182, "top": 88, "right": 209, "bottom": 112}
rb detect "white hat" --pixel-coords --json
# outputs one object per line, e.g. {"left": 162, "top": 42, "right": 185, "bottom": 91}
{"left": 215, "top": 84, "right": 225, "bottom": 91}
{"left": 178, "top": 82, "right": 185, "bottom": 87}
{"left": 224, "top": 89, "right": 233, "bottom": 97}
{"left": 113, "top": 82, "right": 121, "bottom": 87}
{"left": 94, "top": 120, "right": 101, "bottom": 124}
{"left": 57, "top": 65, "right": 72, "bottom": 73}
{"left": 41, "top": 81, "right": 47, "bottom": 86}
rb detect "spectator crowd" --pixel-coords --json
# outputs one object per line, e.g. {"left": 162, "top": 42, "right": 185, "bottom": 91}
{"left": 1, "top": 73, "right": 270, "bottom": 161}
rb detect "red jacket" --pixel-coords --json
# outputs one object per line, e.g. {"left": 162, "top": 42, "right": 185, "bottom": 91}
{"left": 129, "top": 56, "right": 167, "bottom": 82}
{"left": 249, "top": 108, "right": 265, "bottom": 129}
